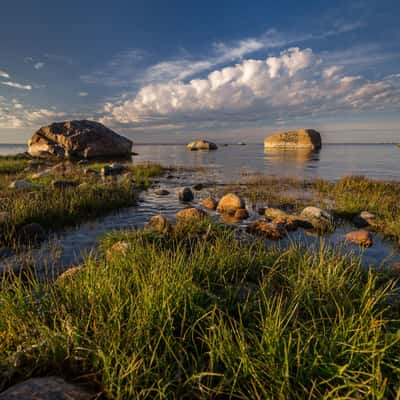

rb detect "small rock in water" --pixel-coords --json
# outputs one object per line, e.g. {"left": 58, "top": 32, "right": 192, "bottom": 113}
{"left": 146, "top": 214, "right": 172, "bottom": 234}
{"left": 345, "top": 230, "right": 373, "bottom": 247}
{"left": 176, "top": 207, "right": 207, "bottom": 222}
{"left": 234, "top": 208, "right": 249, "bottom": 220}
{"left": 0, "top": 376, "right": 95, "bottom": 400}
{"left": 179, "top": 187, "right": 194, "bottom": 202}
{"left": 353, "top": 211, "right": 376, "bottom": 228}
{"left": 246, "top": 220, "right": 287, "bottom": 240}
{"left": 217, "top": 193, "right": 245, "bottom": 214}
{"left": 155, "top": 189, "right": 170, "bottom": 196}
{"left": 201, "top": 198, "right": 218, "bottom": 210}
{"left": 8, "top": 180, "right": 33, "bottom": 190}
{"left": 193, "top": 183, "right": 204, "bottom": 191}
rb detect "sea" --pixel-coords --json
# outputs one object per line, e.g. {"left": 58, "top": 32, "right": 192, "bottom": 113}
{"left": 1, "top": 142, "right": 399, "bottom": 181}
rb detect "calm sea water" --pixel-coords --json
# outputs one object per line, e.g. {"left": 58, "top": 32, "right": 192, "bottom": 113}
{"left": 1, "top": 143, "right": 399, "bottom": 181}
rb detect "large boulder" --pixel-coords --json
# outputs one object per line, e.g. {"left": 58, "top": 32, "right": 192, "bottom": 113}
{"left": 187, "top": 140, "right": 218, "bottom": 151}
{"left": 28, "top": 120, "right": 133, "bottom": 159}
{"left": 264, "top": 129, "right": 322, "bottom": 150}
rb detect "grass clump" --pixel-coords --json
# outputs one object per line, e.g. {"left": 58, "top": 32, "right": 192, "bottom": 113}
{"left": 0, "top": 162, "right": 164, "bottom": 247}
{"left": 0, "top": 155, "right": 30, "bottom": 174}
{"left": 0, "top": 224, "right": 399, "bottom": 398}
{"left": 315, "top": 176, "right": 400, "bottom": 242}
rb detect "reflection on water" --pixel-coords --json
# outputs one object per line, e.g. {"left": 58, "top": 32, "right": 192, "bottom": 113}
{"left": 0, "top": 143, "right": 399, "bottom": 182}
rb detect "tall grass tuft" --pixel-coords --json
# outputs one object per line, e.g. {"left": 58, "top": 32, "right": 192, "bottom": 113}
{"left": 0, "top": 225, "right": 399, "bottom": 398}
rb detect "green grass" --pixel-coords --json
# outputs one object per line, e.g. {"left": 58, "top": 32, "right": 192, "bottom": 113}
{"left": 314, "top": 176, "right": 400, "bottom": 242}
{"left": 0, "top": 155, "right": 30, "bottom": 174}
{"left": 0, "top": 223, "right": 399, "bottom": 398}
{"left": 0, "top": 162, "right": 164, "bottom": 247}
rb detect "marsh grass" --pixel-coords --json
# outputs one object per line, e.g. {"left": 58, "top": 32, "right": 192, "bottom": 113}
{"left": 0, "top": 161, "right": 164, "bottom": 247}
{"left": 0, "top": 155, "right": 29, "bottom": 175}
{"left": 314, "top": 176, "right": 400, "bottom": 242}
{"left": 0, "top": 225, "right": 399, "bottom": 398}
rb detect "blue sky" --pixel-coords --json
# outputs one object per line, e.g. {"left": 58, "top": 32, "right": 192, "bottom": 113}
{"left": 0, "top": 0, "right": 399, "bottom": 143}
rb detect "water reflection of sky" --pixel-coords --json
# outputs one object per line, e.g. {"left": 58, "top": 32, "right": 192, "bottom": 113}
{"left": 1, "top": 143, "right": 399, "bottom": 181}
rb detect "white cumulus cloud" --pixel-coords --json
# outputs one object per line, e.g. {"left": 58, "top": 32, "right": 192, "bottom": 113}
{"left": 101, "top": 47, "right": 400, "bottom": 128}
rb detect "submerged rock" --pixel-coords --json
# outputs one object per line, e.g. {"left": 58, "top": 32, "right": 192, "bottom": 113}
{"left": 28, "top": 120, "right": 133, "bottom": 159}
{"left": 178, "top": 187, "right": 194, "bottom": 202}
{"left": 0, "top": 376, "right": 95, "bottom": 400}
{"left": 216, "top": 193, "right": 245, "bottom": 214}
{"left": 273, "top": 216, "right": 298, "bottom": 231}
{"left": 176, "top": 207, "right": 207, "bottom": 222}
{"left": 193, "top": 183, "right": 204, "bottom": 191}
{"left": 201, "top": 198, "right": 218, "bottom": 210}
{"left": 246, "top": 220, "right": 287, "bottom": 240}
{"left": 8, "top": 180, "right": 33, "bottom": 190}
{"left": 146, "top": 214, "right": 172, "bottom": 234}
{"left": 187, "top": 140, "right": 218, "bottom": 151}
{"left": 264, "top": 129, "right": 322, "bottom": 150}
{"left": 345, "top": 230, "right": 373, "bottom": 247}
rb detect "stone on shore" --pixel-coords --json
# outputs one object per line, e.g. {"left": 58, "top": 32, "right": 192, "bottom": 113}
{"left": 178, "top": 187, "right": 194, "bottom": 202}
{"left": 176, "top": 207, "right": 207, "bottom": 222}
{"left": 345, "top": 230, "right": 373, "bottom": 247}
{"left": 216, "top": 193, "right": 245, "bottom": 214}
{"left": 300, "top": 206, "right": 333, "bottom": 231}
{"left": 264, "top": 129, "right": 322, "bottom": 150}
{"left": 246, "top": 220, "right": 287, "bottom": 240}
{"left": 0, "top": 377, "right": 95, "bottom": 400}
{"left": 28, "top": 120, "right": 133, "bottom": 159}
{"left": 146, "top": 214, "right": 172, "bottom": 234}
{"left": 8, "top": 180, "right": 33, "bottom": 190}
{"left": 52, "top": 180, "right": 79, "bottom": 189}
{"left": 187, "top": 140, "right": 218, "bottom": 151}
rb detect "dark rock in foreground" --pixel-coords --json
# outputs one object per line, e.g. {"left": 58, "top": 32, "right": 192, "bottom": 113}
{"left": 28, "top": 120, "right": 133, "bottom": 159}
{"left": 0, "top": 377, "right": 95, "bottom": 400}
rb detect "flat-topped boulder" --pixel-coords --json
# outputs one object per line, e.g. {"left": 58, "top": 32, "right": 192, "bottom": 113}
{"left": 28, "top": 120, "right": 133, "bottom": 159}
{"left": 187, "top": 140, "right": 218, "bottom": 151}
{"left": 264, "top": 129, "right": 322, "bottom": 150}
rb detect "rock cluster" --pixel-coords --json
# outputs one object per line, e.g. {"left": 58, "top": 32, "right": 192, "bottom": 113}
{"left": 187, "top": 140, "right": 218, "bottom": 151}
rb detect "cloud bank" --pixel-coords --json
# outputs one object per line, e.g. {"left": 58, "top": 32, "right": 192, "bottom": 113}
{"left": 101, "top": 47, "right": 400, "bottom": 128}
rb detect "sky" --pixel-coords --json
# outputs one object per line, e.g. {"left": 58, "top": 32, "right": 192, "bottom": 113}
{"left": 0, "top": 0, "right": 399, "bottom": 144}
